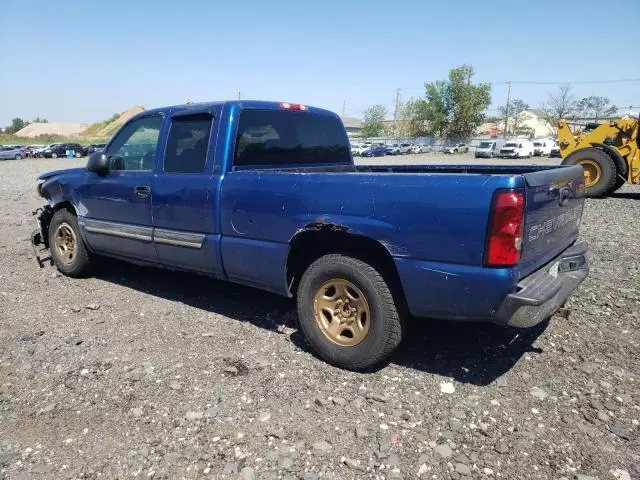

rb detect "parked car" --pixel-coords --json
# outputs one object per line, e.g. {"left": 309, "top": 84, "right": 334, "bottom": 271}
{"left": 475, "top": 140, "right": 505, "bottom": 158}
{"left": 26, "top": 145, "right": 46, "bottom": 157}
{"left": 385, "top": 144, "right": 401, "bottom": 155}
{"left": 397, "top": 143, "right": 413, "bottom": 155}
{"left": 0, "top": 146, "right": 25, "bottom": 160}
{"left": 499, "top": 140, "right": 534, "bottom": 158}
{"left": 411, "top": 144, "right": 431, "bottom": 154}
{"left": 361, "top": 145, "right": 389, "bottom": 157}
{"left": 532, "top": 139, "right": 554, "bottom": 156}
{"left": 549, "top": 143, "right": 561, "bottom": 158}
{"left": 41, "top": 143, "right": 85, "bottom": 158}
{"left": 444, "top": 143, "right": 469, "bottom": 154}
{"left": 32, "top": 100, "right": 589, "bottom": 371}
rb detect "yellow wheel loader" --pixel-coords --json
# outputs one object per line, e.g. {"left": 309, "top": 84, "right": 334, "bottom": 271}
{"left": 557, "top": 116, "right": 639, "bottom": 197}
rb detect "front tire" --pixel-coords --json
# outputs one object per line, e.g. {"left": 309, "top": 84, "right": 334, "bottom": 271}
{"left": 51, "top": 153, "right": 58, "bottom": 158}
{"left": 14, "top": 154, "right": 22, "bottom": 160}
{"left": 562, "top": 148, "right": 616, "bottom": 197}
{"left": 297, "top": 254, "right": 403, "bottom": 371}
{"left": 48, "top": 209, "right": 93, "bottom": 277}
{"left": 75, "top": 151, "right": 82, "bottom": 158}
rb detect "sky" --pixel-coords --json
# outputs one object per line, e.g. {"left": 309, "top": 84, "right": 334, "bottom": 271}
{"left": 1, "top": 0, "right": 639, "bottom": 126}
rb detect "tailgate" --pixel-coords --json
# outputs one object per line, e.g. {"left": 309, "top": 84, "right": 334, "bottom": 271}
{"left": 518, "top": 165, "right": 585, "bottom": 278}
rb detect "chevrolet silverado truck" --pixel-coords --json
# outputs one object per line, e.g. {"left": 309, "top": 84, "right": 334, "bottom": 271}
{"left": 32, "top": 101, "right": 589, "bottom": 370}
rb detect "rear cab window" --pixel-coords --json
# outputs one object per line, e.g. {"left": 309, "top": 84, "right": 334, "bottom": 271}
{"left": 233, "top": 110, "right": 350, "bottom": 167}
{"left": 164, "top": 113, "right": 213, "bottom": 174}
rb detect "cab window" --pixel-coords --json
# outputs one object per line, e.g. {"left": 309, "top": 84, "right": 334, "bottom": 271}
{"left": 105, "top": 116, "right": 163, "bottom": 172}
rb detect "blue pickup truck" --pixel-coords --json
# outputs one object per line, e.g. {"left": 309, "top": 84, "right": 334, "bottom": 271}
{"left": 32, "top": 101, "right": 589, "bottom": 370}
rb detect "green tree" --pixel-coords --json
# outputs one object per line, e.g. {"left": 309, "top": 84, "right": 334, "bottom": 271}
{"left": 32, "top": 117, "right": 48, "bottom": 123}
{"left": 5, "top": 117, "right": 29, "bottom": 134}
{"left": 420, "top": 65, "right": 491, "bottom": 140}
{"left": 576, "top": 96, "right": 617, "bottom": 120}
{"left": 498, "top": 98, "right": 529, "bottom": 136}
{"left": 398, "top": 99, "right": 430, "bottom": 137}
{"left": 360, "top": 105, "right": 387, "bottom": 137}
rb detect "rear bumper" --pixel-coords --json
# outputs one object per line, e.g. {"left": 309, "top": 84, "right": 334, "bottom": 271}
{"left": 494, "top": 242, "right": 588, "bottom": 328}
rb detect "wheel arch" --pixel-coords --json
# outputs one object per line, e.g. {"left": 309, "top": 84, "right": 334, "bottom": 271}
{"left": 286, "top": 226, "right": 408, "bottom": 311}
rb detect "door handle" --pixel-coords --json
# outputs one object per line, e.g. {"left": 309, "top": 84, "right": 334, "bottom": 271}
{"left": 134, "top": 185, "right": 151, "bottom": 199}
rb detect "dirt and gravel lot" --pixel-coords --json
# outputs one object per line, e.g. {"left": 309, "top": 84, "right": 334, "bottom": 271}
{"left": 1, "top": 156, "right": 638, "bottom": 480}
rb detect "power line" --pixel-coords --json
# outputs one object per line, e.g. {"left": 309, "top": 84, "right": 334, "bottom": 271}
{"left": 508, "top": 78, "right": 640, "bottom": 85}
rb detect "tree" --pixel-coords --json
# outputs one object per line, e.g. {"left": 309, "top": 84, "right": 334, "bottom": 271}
{"left": 498, "top": 98, "right": 529, "bottom": 136}
{"left": 420, "top": 65, "right": 491, "bottom": 140}
{"left": 398, "top": 99, "right": 430, "bottom": 137}
{"left": 360, "top": 105, "right": 387, "bottom": 137}
{"left": 5, "top": 117, "right": 29, "bottom": 134}
{"left": 32, "top": 117, "right": 48, "bottom": 123}
{"left": 540, "top": 84, "right": 578, "bottom": 134}
{"left": 575, "top": 96, "right": 617, "bottom": 120}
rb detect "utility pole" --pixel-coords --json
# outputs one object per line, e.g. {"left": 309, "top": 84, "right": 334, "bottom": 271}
{"left": 503, "top": 81, "right": 511, "bottom": 138}
{"left": 238, "top": 91, "right": 241, "bottom": 101}
{"left": 393, "top": 88, "right": 401, "bottom": 136}
{"left": 342, "top": 100, "right": 346, "bottom": 117}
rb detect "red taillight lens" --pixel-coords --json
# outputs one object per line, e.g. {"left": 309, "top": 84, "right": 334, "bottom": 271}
{"left": 485, "top": 190, "right": 525, "bottom": 267}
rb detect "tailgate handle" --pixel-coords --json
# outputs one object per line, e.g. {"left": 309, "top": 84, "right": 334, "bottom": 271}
{"left": 558, "top": 187, "right": 571, "bottom": 206}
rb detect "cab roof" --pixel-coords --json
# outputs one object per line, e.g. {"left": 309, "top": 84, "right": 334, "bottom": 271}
{"left": 132, "top": 100, "right": 339, "bottom": 121}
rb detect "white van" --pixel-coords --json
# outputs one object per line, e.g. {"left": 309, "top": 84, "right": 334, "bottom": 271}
{"left": 499, "top": 140, "right": 534, "bottom": 159}
{"left": 475, "top": 140, "right": 505, "bottom": 158}
{"left": 532, "top": 138, "right": 554, "bottom": 156}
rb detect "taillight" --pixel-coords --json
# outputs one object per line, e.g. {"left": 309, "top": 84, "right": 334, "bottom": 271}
{"left": 485, "top": 189, "right": 525, "bottom": 267}
{"left": 280, "top": 102, "right": 307, "bottom": 111}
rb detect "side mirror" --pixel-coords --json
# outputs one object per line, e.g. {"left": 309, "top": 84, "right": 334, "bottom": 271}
{"left": 87, "top": 152, "right": 109, "bottom": 174}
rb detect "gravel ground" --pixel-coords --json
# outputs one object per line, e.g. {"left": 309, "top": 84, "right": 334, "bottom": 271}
{"left": 1, "top": 157, "right": 638, "bottom": 480}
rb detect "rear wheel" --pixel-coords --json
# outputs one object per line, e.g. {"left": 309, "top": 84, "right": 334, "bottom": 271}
{"left": 75, "top": 151, "right": 82, "bottom": 158}
{"left": 14, "top": 154, "right": 22, "bottom": 160}
{"left": 296, "top": 254, "right": 403, "bottom": 371}
{"left": 51, "top": 152, "right": 58, "bottom": 158}
{"left": 561, "top": 148, "right": 617, "bottom": 197}
{"left": 48, "top": 209, "right": 93, "bottom": 277}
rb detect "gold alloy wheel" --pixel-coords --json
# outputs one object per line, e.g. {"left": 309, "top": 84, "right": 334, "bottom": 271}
{"left": 313, "top": 279, "right": 371, "bottom": 346}
{"left": 578, "top": 159, "right": 602, "bottom": 187}
{"left": 54, "top": 222, "right": 77, "bottom": 264}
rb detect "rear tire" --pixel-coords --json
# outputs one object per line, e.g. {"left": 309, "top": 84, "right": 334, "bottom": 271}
{"left": 51, "top": 153, "right": 58, "bottom": 158}
{"left": 14, "top": 154, "right": 21, "bottom": 160}
{"left": 562, "top": 148, "right": 616, "bottom": 197}
{"left": 296, "top": 254, "right": 403, "bottom": 371}
{"left": 48, "top": 209, "right": 93, "bottom": 277}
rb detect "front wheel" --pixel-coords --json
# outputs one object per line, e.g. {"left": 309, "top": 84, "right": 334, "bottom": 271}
{"left": 51, "top": 152, "right": 58, "bottom": 158}
{"left": 14, "top": 154, "right": 22, "bottom": 160}
{"left": 561, "top": 147, "right": 616, "bottom": 197}
{"left": 296, "top": 254, "right": 403, "bottom": 371}
{"left": 75, "top": 151, "right": 82, "bottom": 158}
{"left": 48, "top": 209, "right": 93, "bottom": 277}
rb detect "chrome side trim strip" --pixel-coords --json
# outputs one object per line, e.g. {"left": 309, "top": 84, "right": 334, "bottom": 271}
{"left": 83, "top": 219, "right": 153, "bottom": 242}
{"left": 153, "top": 228, "right": 204, "bottom": 249}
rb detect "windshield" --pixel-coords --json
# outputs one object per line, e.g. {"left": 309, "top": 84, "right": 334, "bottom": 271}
{"left": 479, "top": 142, "right": 493, "bottom": 148}
{"left": 533, "top": 142, "right": 541, "bottom": 146}
{"left": 504, "top": 142, "right": 518, "bottom": 147}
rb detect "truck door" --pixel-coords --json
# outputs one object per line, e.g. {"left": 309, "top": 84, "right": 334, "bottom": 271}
{"left": 77, "top": 114, "right": 163, "bottom": 262}
{"left": 151, "top": 107, "right": 222, "bottom": 274}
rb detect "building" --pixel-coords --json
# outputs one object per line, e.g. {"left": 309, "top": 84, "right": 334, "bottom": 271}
{"left": 340, "top": 116, "right": 362, "bottom": 136}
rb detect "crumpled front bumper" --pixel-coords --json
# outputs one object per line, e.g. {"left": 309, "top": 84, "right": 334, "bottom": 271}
{"left": 494, "top": 242, "right": 589, "bottom": 328}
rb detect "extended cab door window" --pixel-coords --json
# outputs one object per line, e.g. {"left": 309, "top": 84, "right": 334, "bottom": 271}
{"left": 163, "top": 113, "right": 212, "bottom": 173}
{"left": 105, "top": 116, "right": 163, "bottom": 172}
